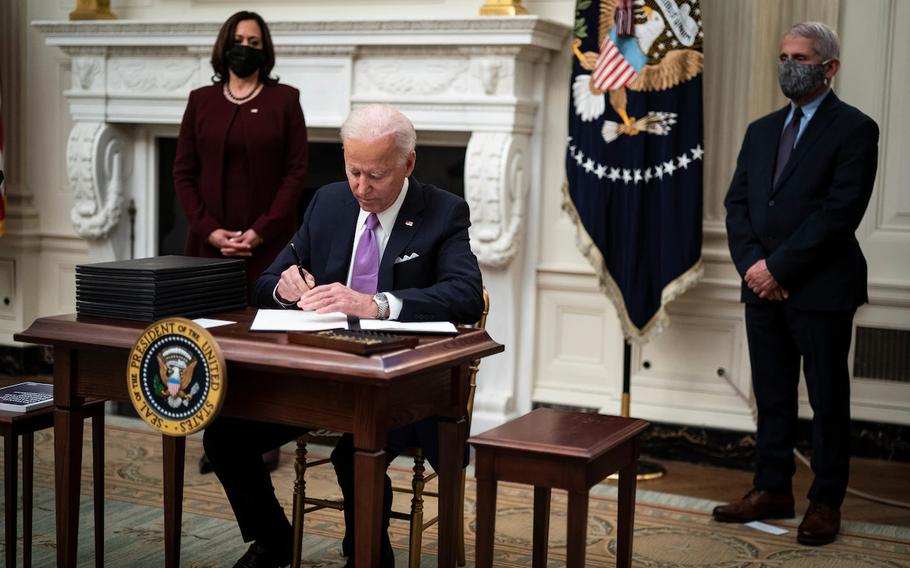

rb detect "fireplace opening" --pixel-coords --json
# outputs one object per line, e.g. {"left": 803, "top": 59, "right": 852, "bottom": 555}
{"left": 157, "top": 138, "right": 466, "bottom": 256}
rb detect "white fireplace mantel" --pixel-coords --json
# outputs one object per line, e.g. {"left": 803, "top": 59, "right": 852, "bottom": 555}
{"left": 35, "top": 16, "right": 571, "bottom": 432}
{"left": 35, "top": 17, "right": 569, "bottom": 267}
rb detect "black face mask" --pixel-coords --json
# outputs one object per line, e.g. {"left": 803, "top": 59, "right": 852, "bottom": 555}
{"left": 778, "top": 59, "right": 828, "bottom": 101}
{"left": 225, "top": 44, "right": 265, "bottom": 79}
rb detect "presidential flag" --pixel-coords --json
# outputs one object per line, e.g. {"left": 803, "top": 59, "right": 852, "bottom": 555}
{"left": 564, "top": 0, "right": 704, "bottom": 340}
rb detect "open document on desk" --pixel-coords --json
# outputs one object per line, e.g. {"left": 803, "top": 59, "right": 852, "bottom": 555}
{"left": 250, "top": 309, "right": 458, "bottom": 334}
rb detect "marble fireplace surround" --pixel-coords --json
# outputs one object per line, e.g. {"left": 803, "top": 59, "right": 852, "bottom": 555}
{"left": 35, "top": 17, "right": 571, "bottom": 431}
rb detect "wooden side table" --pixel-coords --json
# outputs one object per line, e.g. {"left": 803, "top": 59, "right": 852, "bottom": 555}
{"left": 1, "top": 400, "right": 105, "bottom": 568}
{"left": 468, "top": 408, "right": 649, "bottom": 568}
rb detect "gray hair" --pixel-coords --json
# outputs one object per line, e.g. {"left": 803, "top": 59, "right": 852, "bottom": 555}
{"left": 340, "top": 104, "right": 417, "bottom": 161}
{"left": 786, "top": 21, "right": 840, "bottom": 61}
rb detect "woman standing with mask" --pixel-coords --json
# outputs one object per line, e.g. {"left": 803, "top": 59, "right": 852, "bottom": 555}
{"left": 174, "top": 11, "right": 308, "bottom": 473}
{"left": 174, "top": 10, "right": 307, "bottom": 301}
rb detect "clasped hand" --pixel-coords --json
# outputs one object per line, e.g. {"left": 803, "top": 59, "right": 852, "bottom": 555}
{"left": 744, "top": 259, "right": 789, "bottom": 301}
{"left": 277, "top": 265, "right": 377, "bottom": 318}
{"left": 208, "top": 228, "right": 262, "bottom": 257}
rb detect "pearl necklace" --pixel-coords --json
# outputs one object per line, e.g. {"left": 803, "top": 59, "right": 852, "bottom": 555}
{"left": 225, "top": 81, "right": 261, "bottom": 102}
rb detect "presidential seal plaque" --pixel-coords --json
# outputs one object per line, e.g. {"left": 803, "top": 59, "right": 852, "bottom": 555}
{"left": 127, "top": 317, "right": 226, "bottom": 436}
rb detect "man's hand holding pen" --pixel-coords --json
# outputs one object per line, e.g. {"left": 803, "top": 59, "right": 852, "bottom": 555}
{"left": 278, "top": 242, "right": 377, "bottom": 317}
{"left": 276, "top": 242, "right": 316, "bottom": 304}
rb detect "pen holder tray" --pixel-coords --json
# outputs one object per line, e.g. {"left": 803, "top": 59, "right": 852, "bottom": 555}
{"left": 287, "top": 329, "right": 419, "bottom": 355}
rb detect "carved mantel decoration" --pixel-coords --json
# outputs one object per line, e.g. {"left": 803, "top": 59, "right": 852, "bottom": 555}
{"left": 35, "top": 18, "right": 570, "bottom": 265}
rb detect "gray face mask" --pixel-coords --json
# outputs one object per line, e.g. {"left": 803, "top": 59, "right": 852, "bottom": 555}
{"left": 778, "top": 59, "right": 829, "bottom": 100}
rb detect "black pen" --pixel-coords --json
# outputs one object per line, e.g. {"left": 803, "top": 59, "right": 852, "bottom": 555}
{"left": 288, "top": 242, "right": 312, "bottom": 289}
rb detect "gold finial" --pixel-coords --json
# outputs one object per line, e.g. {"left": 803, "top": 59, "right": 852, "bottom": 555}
{"left": 69, "top": 0, "right": 116, "bottom": 20}
{"left": 479, "top": 0, "right": 528, "bottom": 16}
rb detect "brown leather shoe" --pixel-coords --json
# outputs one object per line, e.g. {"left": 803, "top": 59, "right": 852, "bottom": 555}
{"left": 712, "top": 489, "right": 795, "bottom": 523}
{"left": 797, "top": 502, "right": 840, "bottom": 546}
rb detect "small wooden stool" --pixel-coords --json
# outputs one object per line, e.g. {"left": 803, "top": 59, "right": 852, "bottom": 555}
{"left": 0, "top": 400, "right": 106, "bottom": 568}
{"left": 469, "top": 408, "right": 649, "bottom": 568}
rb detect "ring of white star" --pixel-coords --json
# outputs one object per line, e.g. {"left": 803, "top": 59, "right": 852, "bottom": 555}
{"left": 567, "top": 137, "right": 704, "bottom": 185}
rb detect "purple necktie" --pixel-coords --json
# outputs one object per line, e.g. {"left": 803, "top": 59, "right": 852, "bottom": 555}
{"left": 350, "top": 213, "right": 380, "bottom": 294}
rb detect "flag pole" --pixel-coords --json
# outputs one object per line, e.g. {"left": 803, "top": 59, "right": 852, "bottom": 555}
{"left": 619, "top": 338, "right": 666, "bottom": 480}
{"left": 621, "top": 340, "right": 632, "bottom": 417}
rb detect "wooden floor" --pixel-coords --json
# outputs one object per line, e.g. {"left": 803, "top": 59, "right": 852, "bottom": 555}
{"left": 632, "top": 455, "right": 910, "bottom": 527}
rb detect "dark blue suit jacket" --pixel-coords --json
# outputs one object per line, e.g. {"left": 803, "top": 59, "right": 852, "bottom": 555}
{"left": 724, "top": 92, "right": 879, "bottom": 309}
{"left": 254, "top": 177, "right": 484, "bottom": 468}
{"left": 256, "top": 176, "right": 484, "bottom": 324}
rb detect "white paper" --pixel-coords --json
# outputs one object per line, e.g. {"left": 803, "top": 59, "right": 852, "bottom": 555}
{"left": 250, "top": 309, "right": 457, "bottom": 334}
{"left": 250, "top": 309, "right": 348, "bottom": 332}
{"left": 193, "top": 318, "right": 236, "bottom": 329}
{"left": 744, "top": 521, "right": 788, "bottom": 535}
{"left": 359, "top": 319, "right": 458, "bottom": 335}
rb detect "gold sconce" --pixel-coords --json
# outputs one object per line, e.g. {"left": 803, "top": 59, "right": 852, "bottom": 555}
{"left": 70, "top": 0, "right": 117, "bottom": 20}
{"left": 480, "top": 0, "right": 529, "bottom": 16}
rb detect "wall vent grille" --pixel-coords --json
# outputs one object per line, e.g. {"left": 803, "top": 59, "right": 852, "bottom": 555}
{"left": 853, "top": 327, "right": 910, "bottom": 383}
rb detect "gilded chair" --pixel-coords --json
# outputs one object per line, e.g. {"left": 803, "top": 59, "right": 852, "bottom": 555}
{"left": 290, "top": 287, "right": 490, "bottom": 567}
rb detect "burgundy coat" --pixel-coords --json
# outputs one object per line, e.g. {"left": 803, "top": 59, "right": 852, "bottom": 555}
{"left": 173, "top": 82, "right": 308, "bottom": 296}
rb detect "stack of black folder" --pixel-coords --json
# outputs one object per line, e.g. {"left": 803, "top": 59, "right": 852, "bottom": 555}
{"left": 76, "top": 256, "right": 247, "bottom": 322}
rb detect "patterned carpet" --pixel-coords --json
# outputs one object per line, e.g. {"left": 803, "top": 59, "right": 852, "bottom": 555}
{"left": 1, "top": 421, "right": 908, "bottom": 567}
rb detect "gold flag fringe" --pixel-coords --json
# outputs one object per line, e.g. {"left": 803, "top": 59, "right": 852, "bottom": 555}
{"left": 561, "top": 179, "right": 704, "bottom": 343}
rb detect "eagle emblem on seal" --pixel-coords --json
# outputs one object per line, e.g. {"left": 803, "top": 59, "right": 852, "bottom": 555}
{"left": 155, "top": 346, "right": 201, "bottom": 408}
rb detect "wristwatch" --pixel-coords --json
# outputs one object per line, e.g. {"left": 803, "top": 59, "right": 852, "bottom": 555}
{"left": 373, "top": 292, "right": 390, "bottom": 320}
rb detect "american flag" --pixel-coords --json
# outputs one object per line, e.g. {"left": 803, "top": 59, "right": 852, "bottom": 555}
{"left": 592, "top": 35, "right": 638, "bottom": 92}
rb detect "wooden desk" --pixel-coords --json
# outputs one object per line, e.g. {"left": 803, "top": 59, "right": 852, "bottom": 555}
{"left": 15, "top": 309, "right": 502, "bottom": 568}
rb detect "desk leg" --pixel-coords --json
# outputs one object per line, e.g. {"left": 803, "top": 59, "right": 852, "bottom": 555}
{"left": 354, "top": 448, "right": 384, "bottom": 568}
{"left": 473, "top": 451, "right": 496, "bottom": 568}
{"left": 55, "top": 408, "right": 84, "bottom": 568}
{"left": 162, "top": 436, "right": 185, "bottom": 568}
{"left": 565, "top": 490, "right": 589, "bottom": 568}
{"left": 24, "top": 432, "right": 34, "bottom": 568}
{"left": 438, "top": 416, "right": 465, "bottom": 568}
{"left": 615, "top": 461, "right": 637, "bottom": 568}
{"left": 532, "top": 487, "right": 551, "bottom": 568}
{"left": 92, "top": 412, "right": 105, "bottom": 568}
{"left": 5, "top": 432, "right": 17, "bottom": 568}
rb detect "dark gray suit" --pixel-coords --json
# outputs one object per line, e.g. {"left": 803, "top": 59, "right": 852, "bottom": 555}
{"left": 725, "top": 92, "right": 878, "bottom": 506}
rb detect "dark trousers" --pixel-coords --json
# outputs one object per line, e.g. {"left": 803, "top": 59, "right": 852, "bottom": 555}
{"left": 331, "top": 433, "right": 409, "bottom": 568}
{"left": 204, "top": 417, "right": 430, "bottom": 567}
{"left": 745, "top": 303, "right": 855, "bottom": 507}
{"left": 203, "top": 417, "right": 305, "bottom": 547}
